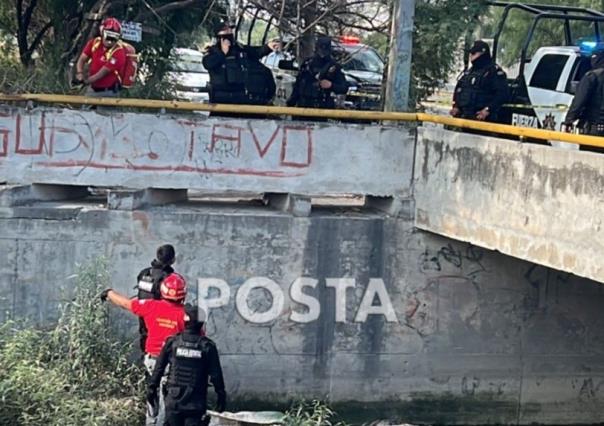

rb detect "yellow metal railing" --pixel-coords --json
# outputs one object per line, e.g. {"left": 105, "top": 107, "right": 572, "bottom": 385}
{"left": 1, "top": 93, "right": 604, "bottom": 149}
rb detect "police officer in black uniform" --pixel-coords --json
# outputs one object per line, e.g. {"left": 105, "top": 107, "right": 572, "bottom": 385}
{"left": 286, "top": 36, "right": 349, "bottom": 110}
{"left": 450, "top": 40, "right": 510, "bottom": 123}
{"left": 147, "top": 304, "right": 226, "bottom": 426}
{"left": 136, "top": 244, "right": 176, "bottom": 352}
{"left": 564, "top": 48, "right": 604, "bottom": 151}
{"left": 202, "top": 21, "right": 278, "bottom": 107}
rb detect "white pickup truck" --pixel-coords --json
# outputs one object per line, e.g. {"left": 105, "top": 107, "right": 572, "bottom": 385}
{"left": 509, "top": 45, "right": 591, "bottom": 132}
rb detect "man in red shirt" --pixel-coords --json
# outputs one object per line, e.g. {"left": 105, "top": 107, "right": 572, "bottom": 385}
{"left": 75, "top": 17, "right": 126, "bottom": 97}
{"left": 101, "top": 272, "right": 187, "bottom": 425}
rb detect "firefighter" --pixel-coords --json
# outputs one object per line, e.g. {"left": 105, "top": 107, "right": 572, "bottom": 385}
{"left": 564, "top": 48, "right": 604, "bottom": 151}
{"left": 202, "top": 21, "right": 279, "bottom": 108}
{"left": 286, "top": 36, "right": 349, "bottom": 111}
{"left": 101, "top": 272, "right": 187, "bottom": 425}
{"left": 147, "top": 304, "right": 226, "bottom": 426}
{"left": 450, "top": 40, "right": 510, "bottom": 123}
{"left": 135, "top": 244, "right": 177, "bottom": 352}
{"left": 74, "top": 17, "right": 126, "bottom": 97}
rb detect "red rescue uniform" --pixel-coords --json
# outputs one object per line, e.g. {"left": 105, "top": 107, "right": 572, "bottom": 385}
{"left": 131, "top": 298, "right": 185, "bottom": 356}
{"left": 82, "top": 38, "right": 127, "bottom": 90}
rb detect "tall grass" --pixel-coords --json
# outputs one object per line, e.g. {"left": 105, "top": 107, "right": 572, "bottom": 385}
{"left": 0, "top": 258, "right": 144, "bottom": 426}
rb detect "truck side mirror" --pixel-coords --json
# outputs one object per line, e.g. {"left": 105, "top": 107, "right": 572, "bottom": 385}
{"left": 278, "top": 59, "right": 298, "bottom": 71}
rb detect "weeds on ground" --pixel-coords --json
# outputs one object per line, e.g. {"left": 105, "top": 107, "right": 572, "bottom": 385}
{"left": 0, "top": 258, "right": 144, "bottom": 426}
{"left": 284, "top": 400, "right": 347, "bottom": 426}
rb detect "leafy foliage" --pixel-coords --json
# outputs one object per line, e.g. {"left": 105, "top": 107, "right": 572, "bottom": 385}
{"left": 283, "top": 400, "right": 347, "bottom": 426}
{"left": 0, "top": 258, "right": 144, "bottom": 426}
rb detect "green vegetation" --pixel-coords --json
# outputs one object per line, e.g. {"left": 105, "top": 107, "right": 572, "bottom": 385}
{"left": 0, "top": 258, "right": 144, "bottom": 426}
{"left": 284, "top": 400, "right": 347, "bottom": 426}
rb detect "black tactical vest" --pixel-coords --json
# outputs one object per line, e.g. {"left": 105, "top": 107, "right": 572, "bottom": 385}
{"left": 167, "top": 334, "right": 208, "bottom": 389}
{"left": 586, "top": 69, "right": 604, "bottom": 125}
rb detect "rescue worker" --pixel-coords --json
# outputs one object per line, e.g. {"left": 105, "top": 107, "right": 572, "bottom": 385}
{"left": 74, "top": 17, "right": 126, "bottom": 97}
{"left": 286, "top": 36, "right": 348, "bottom": 111}
{"left": 147, "top": 304, "right": 226, "bottom": 426}
{"left": 202, "top": 21, "right": 279, "bottom": 108}
{"left": 450, "top": 40, "right": 510, "bottom": 123}
{"left": 101, "top": 272, "right": 187, "bottom": 425}
{"left": 135, "top": 244, "right": 177, "bottom": 352}
{"left": 564, "top": 48, "right": 604, "bottom": 151}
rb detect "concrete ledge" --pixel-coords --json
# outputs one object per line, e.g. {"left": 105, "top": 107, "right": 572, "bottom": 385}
{"left": 264, "top": 193, "right": 312, "bottom": 216}
{"left": 365, "top": 196, "right": 415, "bottom": 218}
{"left": 0, "top": 184, "right": 89, "bottom": 207}
{"left": 107, "top": 188, "right": 188, "bottom": 210}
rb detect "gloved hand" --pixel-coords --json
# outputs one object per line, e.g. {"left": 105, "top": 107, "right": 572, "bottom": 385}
{"left": 100, "top": 288, "right": 112, "bottom": 302}
{"left": 146, "top": 387, "right": 159, "bottom": 417}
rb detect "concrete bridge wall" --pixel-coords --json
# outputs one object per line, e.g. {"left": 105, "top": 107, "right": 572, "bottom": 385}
{"left": 0, "top": 107, "right": 414, "bottom": 197}
{"left": 1, "top": 203, "right": 603, "bottom": 424}
{"left": 414, "top": 127, "right": 604, "bottom": 284}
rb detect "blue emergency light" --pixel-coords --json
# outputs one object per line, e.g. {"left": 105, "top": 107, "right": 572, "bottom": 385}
{"left": 579, "top": 40, "right": 604, "bottom": 56}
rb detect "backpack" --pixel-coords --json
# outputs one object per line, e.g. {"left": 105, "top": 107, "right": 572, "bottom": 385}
{"left": 91, "top": 37, "right": 138, "bottom": 89}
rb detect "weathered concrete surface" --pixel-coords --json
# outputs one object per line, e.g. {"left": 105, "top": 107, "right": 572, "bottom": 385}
{"left": 414, "top": 126, "right": 604, "bottom": 284}
{"left": 1, "top": 203, "right": 604, "bottom": 424}
{"left": 0, "top": 107, "right": 413, "bottom": 198}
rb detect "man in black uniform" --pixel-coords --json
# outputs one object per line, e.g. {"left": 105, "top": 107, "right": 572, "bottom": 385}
{"left": 564, "top": 48, "right": 604, "bottom": 151}
{"left": 202, "top": 21, "right": 278, "bottom": 107}
{"left": 147, "top": 304, "right": 226, "bottom": 426}
{"left": 136, "top": 244, "right": 176, "bottom": 352}
{"left": 286, "top": 36, "right": 349, "bottom": 110}
{"left": 450, "top": 40, "right": 510, "bottom": 123}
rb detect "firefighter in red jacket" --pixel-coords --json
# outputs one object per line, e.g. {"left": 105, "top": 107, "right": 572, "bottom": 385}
{"left": 101, "top": 272, "right": 187, "bottom": 425}
{"left": 75, "top": 17, "right": 126, "bottom": 96}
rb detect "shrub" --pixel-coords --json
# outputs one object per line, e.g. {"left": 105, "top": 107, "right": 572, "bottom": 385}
{"left": 0, "top": 258, "right": 144, "bottom": 426}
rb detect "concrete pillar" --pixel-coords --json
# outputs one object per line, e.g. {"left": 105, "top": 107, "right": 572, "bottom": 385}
{"left": 264, "top": 193, "right": 311, "bottom": 217}
{"left": 107, "top": 188, "right": 188, "bottom": 211}
{"left": 384, "top": 0, "right": 416, "bottom": 112}
{"left": 0, "top": 184, "right": 89, "bottom": 207}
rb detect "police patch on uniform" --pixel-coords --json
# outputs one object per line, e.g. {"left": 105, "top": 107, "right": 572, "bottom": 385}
{"left": 176, "top": 347, "right": 203, "bottom": 358}
{"left": 138, "top": 280, "right": 154, "bottom": 292}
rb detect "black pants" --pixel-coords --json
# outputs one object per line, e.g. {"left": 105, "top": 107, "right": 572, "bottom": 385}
{"left": 164, "top": 409, "right": 206, "bottom": 426}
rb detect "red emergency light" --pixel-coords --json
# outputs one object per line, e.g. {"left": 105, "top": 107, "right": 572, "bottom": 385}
{"left": 339, "top": 35, "right": 360, "bottom": 45}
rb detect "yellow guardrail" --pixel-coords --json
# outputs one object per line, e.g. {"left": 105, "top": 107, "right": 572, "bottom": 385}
{"left": 1, "top": 93, "right": 603, "bottom": 149}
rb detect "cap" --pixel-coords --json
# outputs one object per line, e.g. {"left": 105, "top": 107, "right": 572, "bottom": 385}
{"left": 469, "top": 40, "right": 490, "bottom": 55}
{"left": 185, "top": 303, "right": 207, "bottom": 324}
{"left": 214, "top": 20, "right": 235, "bottom": 35}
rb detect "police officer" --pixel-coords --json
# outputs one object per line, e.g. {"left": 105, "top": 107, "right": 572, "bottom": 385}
{"left": 202, "top": 21, "right": 279, "bottom": 107}
{"left": 286, "top": 36, "right": 349, "bottom": 110}
{"left": 147, "top": 304, "right": 226, "bottom": 426}
{"left": 136, "top": 244, "right": 176, "bottom": 352}
{"left": 564, "top": 48, "right": 604, "bottom": 151}
{"left": 101, "top": 273, "right": 187, "bottom": 425}
{"left": 450, "top": 40, "right": 510, "bottom": 122}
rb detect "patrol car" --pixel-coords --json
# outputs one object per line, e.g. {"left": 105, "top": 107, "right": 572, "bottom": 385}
{"left": 262, "top": 36, "right": 384, "bottom": 110}
{"left": 492, "top": 2, "right": 604, "bottom": 132}
{"left": 165, "top": 48, "right": 210, "bottom": 103}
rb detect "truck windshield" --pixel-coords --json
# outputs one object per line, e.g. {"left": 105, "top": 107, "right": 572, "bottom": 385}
{"left": 169, "top": 55, "right": 206, "bottom": 73}
{"left": 339, "top": 48, "right": 384, "bottom": 74}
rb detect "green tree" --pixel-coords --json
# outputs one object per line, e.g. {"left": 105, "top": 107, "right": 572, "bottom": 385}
{"left": 0, "top": 0, "right": 225, "bottom": 96}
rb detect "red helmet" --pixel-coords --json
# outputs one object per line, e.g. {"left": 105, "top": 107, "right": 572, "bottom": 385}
{"left": 160, "top": 273, "right": 186, "bottom": 302}
{"left": 100, "top": 17, "right": 122, "bottom": 36}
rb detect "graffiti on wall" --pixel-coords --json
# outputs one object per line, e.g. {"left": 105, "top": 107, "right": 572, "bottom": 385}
{"left": 0, "top": 110, "right": 313, "bottom": 177}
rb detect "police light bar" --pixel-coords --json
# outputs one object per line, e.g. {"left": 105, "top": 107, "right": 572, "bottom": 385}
{"left": 579, "top": 40, "right": 604, "bottom": 55}
{"left": 339, "top": 35, "right": 360, "bottom": 45}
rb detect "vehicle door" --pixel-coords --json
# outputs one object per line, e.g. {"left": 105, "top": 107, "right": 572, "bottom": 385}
{"left": 523, "top": 49, "right": 576, "bottom": 131}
